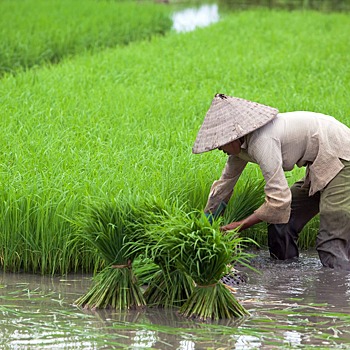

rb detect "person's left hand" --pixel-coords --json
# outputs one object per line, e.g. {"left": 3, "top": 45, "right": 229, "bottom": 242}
{"left": 220, "top": 221, "right": 243, "bottom": 232}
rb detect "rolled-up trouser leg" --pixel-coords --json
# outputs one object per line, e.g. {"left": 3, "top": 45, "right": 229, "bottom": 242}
{"left": 317, "top": 160, "right": 350, "bottom": 271}
{"left": 268, "top": 180, "right": 320, "bottom": 260}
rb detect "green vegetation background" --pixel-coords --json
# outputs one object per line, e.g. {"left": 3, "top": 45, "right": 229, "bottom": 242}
{"left": 0, "top": 0, "right": 349, "bottom": 274}
{"left": 0, "top": 0, "right": 172, "bottom": 75}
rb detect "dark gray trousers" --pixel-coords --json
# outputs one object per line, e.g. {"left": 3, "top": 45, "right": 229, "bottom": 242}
{"left": 268, "top": 160, "right": 350, "bottom": 270}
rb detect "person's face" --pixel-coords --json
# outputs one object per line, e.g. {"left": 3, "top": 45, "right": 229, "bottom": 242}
{"left": 218, "top": 140, "right": 241, "bottom": 155}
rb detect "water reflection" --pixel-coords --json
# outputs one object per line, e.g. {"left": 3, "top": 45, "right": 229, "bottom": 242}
{"left": 131, "top": 329, "right": 157, "bottom": 348}
{"left": 172, "top": 4, "right": 220, "bottom": 33}
{"left": 1, "top": 251, "right": 350, "bottom": 348}
{"left": 283, "top": 330, "right": 302, "bottom": 347}
{"left": 232, "top": 334, "right": 262, "bottom": 349}
{"left": 178, "top": 340, "right": 195, "bottom": 350}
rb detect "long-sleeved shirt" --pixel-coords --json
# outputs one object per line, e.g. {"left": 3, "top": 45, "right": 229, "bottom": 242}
{"left": 204, "top": 111, "right": 350, "bottom": 224}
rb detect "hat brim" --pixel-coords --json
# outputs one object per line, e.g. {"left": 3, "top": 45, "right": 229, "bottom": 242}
{"left": 192, "top": 94, "right": 278, "bottom": 154}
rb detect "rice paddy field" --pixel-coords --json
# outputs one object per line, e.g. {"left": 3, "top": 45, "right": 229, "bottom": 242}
{"left": 1, "top": 0, "right": 350, "bottom": 348}
{"left": 0, "top": 0, "right": 172, "bottom": 76}
{"left": 2, "top": 251, "right": 350, "bottom": 349}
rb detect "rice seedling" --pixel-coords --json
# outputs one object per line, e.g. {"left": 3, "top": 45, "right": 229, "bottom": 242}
{"left": 132, "top": 256, "right": 160, "bottom": 287}
{"left": 0, "top": 0, "right": 172, "bottom": 75}
{"left": 223, "top": 173, "right": 265, "bottom": 224}
{"left": 141, "top": 246, "right": 195, "bottom": 308}
{"left": 0, "top": 8, "right": 348, "bottom": 276}
{"left": 73, "top": 198, "right": 146, "bottom": 310}
{"left": 146, "top": 209, "right": 254, "bottom": 320}
{"left": 129, "top": 197, "right": 195, "bottom": 308}
{"left": 0, "top": 191, "right": 84, "bottom": 275}
{"left": 143, "top": 267, "right": 194, "bottom": 308}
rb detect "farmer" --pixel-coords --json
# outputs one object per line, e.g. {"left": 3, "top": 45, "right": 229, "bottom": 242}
{"left": 192, "top": 93, "right": 350, "bottom": 270}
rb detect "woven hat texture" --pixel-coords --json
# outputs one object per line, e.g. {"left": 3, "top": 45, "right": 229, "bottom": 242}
{"left": 192, "top": 94, "right": 278, "bottom": 154}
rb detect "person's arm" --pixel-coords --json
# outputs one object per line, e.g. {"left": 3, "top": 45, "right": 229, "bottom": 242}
{"left": 252, "top": 137, "right": 291, "bottom": 224}
{"left": 221, "top": 135, "right": 292, "bottom": 231}
{"left": 204, "top": 155, "right": 248, "bottom": 221}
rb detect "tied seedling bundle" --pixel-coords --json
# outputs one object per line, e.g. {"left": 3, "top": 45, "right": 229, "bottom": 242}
{"left": 131, "top": 198, "right": 195, "bottom": 308}
{"left": 74, "top": 200, "right": 145, "bottom": 310}
{"left": 143, "top": 253, "right": 194, "bottom": 308}
{"left": 154, "top": 210, "right": 253, "bottom": 321}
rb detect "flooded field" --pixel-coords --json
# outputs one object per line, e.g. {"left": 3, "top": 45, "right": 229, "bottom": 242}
{"left": 1, "top": 250, "right": 350, "bottom": 349}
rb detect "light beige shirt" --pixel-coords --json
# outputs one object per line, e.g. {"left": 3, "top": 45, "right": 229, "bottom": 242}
{"left": 204, "top": 112, "right": 350, "bottom": 224}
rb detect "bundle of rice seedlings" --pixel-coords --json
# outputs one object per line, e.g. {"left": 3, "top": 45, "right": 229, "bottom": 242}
{"left": 73, "top": 199, "right": 146, "bottom": 310}
{"left": 216, "top": 177, "right": 265, "bottom": 284}
{"left": 143, "top": 258, "right": 194, "bottom": 308}
{"left": 130, "top": 197, "right": 195, "bottom": 308}
{"left": 224, "top": 176, "right": 265, "bottom": 224}
{"left": 152, "top": 210, "right": 253, "bottom": 321}
{"left": 132, "top": 256, "right": 161, "bottom": 286}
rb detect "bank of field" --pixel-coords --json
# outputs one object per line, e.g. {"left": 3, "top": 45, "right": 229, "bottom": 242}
{"left": 0, "top": 10, "right": 349, "bottom": 274}
{"left": 0, "top": 0, "right": 171, "bottom": 76}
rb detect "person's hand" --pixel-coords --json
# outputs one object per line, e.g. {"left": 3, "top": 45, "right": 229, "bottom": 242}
{"left": 220, "top": 221, "right": 242, "bottom": 232}
{"left": 220, "top": 213, "right": 262, "bottom": 233}
{"left": 204, "top": 212, "right": 214, "bottom": 224}
{"left": 204, "top": 201, "right": 227, "bottom": 225}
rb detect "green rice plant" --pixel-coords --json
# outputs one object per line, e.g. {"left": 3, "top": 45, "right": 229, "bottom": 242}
{"left": 74, "top": 264, "right": 145, "bottom": 310}
{"left": 147, "top": 209, "right": 254, "bottom": 320}
{"left": 0, "top": 0, "right": 172, "bottom": 75}
{"left": 132, "top": 256, "right": 161, "bottom": 286}
{"left": 143, "top": 266, "right": 194, "bottom": 308}
{"left": 0, "top": 9, "right": 349, "bottom": 275}
{"left": 142, "top": 241, "right": 195, "bottom": 308}
{"left": 222, "top": 172, "right": 267, "bottom": 248}
{"left": 129, "top": 197, "right": 195, "bottom": 307}
{"left": 224, "top": 173, "right": 265, "bottom": 224}
{"left": 73, "top": 198, "right": 146, "bottom": 310}
{"left": 0, "top": 190, "right": 86, "bottom": 275}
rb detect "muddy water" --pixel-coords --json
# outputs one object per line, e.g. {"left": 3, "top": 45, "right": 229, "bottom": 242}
{"left": 1, "top": 250, "right": 350, "bottom": 349}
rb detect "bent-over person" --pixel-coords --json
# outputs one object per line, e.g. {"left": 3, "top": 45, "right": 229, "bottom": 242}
{"left": 193, "top": 93, "right": 350, "bottom": 270}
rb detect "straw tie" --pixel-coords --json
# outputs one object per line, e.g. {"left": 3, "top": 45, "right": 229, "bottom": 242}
{"left": 111, "top": 259, "right": 132, "bottom": 269}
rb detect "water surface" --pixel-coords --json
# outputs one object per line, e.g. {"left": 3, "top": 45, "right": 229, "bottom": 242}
{"left": 1, "top": 250, "right": 350, "bottom": 349}
{"left": 172, "top": 4, "right": 220, "bottom": 33}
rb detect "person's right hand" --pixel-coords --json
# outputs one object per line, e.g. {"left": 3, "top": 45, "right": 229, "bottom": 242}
{"left": 204, "top": 212, "right": 213, "bottom": 224}
{"left": 204, "top": 201, "right": 227, "bottom": 225}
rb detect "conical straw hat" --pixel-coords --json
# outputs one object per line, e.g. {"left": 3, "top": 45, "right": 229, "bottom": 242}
{"left": 192, "top": 94, "right": 278, "bottom": 154}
